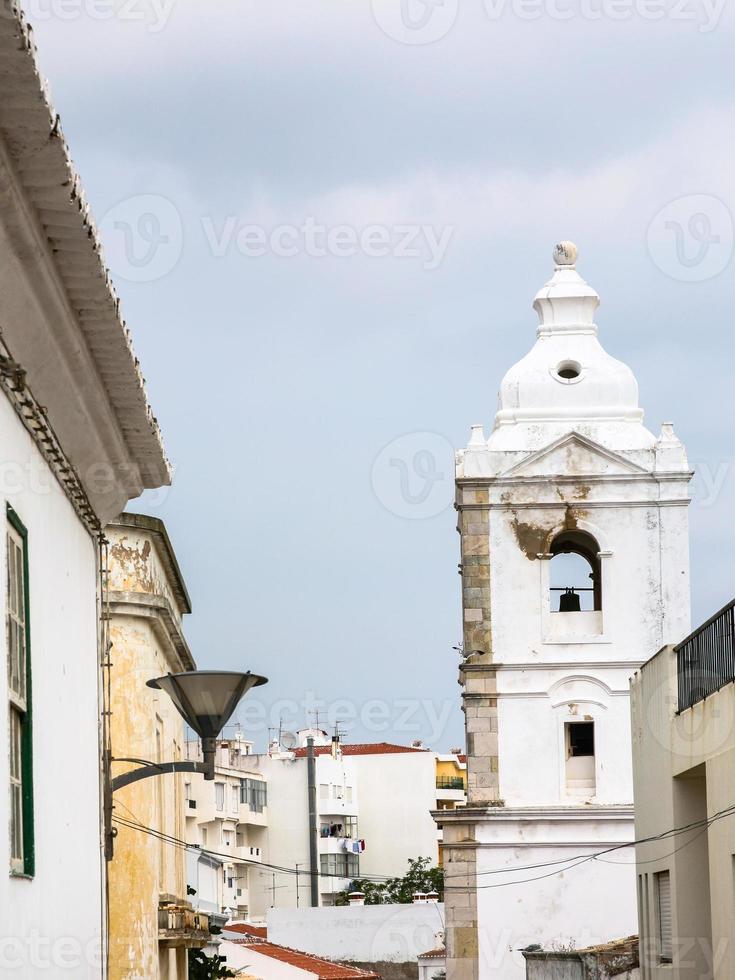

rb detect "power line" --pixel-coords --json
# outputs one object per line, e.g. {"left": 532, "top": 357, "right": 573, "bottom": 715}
{"left": 112, "top": 800, "right": 735, "bottom": 891}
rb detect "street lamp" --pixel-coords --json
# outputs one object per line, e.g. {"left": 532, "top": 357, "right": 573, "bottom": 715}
{"left": 105, "top": 670, "right": 267, "bottom": 859}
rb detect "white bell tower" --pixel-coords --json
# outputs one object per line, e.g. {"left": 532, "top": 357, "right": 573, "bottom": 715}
{"left": 439, "top": 244, "right": 692, "bottom": 980}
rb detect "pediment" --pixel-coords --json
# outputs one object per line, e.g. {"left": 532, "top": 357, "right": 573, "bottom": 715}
{"left": 500, "top": 432, "right": 649, "bottom": 479}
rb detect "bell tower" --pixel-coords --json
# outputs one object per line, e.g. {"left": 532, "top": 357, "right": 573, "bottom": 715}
{"left": 440, "top": 244, "right": 692, "bottom": 980}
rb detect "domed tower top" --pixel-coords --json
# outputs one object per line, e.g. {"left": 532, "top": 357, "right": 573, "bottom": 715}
{"left": 486, "top": 242, "right": 653, "bottom": 454}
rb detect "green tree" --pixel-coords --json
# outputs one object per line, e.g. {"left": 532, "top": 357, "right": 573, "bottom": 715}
{"left": 188, "top": 949, "right": 236, "bottom": 979}
{"left": 335, "top": 857, "right": 444, "bottom": 906}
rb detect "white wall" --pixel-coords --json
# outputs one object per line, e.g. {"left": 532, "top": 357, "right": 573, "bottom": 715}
{"left": 475, "top": 835, "right": 636, "bottom": 978}
{"left": 0, "top": 396, "right": 103, "bottom": 977}
{"left": 268, "top": 904, "right": 446, "bottom": 962}
{"left": 352, "top": 752, "right": 438, "bottom": 877}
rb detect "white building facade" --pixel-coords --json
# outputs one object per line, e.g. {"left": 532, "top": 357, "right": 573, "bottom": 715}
{"left": 631, "top": 602, "right": 735, "bottom": 980}
{"left": 185, "top": 734, "right": 269, "bottom": 919}
{"left": 246, "top": 735, "right": 439, "bottom": 917}
{"left": 440, "top": 243, "right": 692, "bottom": 980}
{"left": 0, "top": 5, "right": 170, "bottom": 975}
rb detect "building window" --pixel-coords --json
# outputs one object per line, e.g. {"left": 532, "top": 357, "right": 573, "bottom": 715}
{"left": 320, "top": 854, "right": 359, "bottom": 879}
{"left": 549, "top": 530, "right": 601, "bottom": 612}
{"left": 240, "top": 778, "right": 267, "bottom": 812}
{"left": 319, "top": 783, "right": 329, "bottom": 800}
{"left": 6, "top": 508, "right": 34, "bottom": 877}
{"left": 215, "top": 782, "right": 225, "bottom": 811}
{"left": 655, "top": 870, "right": 672, "bottom": 962}
{"left": 346, "top": 786, "right": 353, "bottom": 803}
{"left": 565, "top": 721, "right": 596, "bottom": 795}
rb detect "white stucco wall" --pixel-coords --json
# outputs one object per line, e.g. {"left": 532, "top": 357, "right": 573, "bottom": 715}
{"left": 268, "top": 904, "right": 446, "bottom": 962}
{"left": 0, "top": 395, "right": 103, "bottom": 977}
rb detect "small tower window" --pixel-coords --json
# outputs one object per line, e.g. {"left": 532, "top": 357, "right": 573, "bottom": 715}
{"left": 565, "top": 721, "right": 596, "bottom": 796}
{"left": 549, "top": 530, "right": 601, "bottom": 612}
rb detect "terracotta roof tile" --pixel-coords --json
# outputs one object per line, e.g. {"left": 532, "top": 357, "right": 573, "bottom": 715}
{"left": 293, "top": 743, "right": 426, "bottom": 758}
{"left": 226, "top": 923, "right": 267, "bottom": 939}
{"left": 232, "top": 938, "right": 379, "bottom": 979}
{"left": 418, "top": 948, "right": 446, "bottom": 959}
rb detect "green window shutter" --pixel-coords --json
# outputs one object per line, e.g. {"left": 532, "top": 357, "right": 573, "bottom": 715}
{"left": 7, "top": 505, "right": 34, "bottom": 878}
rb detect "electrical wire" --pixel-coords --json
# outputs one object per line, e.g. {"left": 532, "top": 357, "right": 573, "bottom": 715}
{"left": 112, "top": 800, "right": 735, "bottom": 891}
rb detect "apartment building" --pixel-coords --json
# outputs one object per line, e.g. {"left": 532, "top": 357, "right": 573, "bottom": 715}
{"left": 185, "top": 733, "right": 268, "bottom": 920}
{"left": 247, "top": 732, "right": 442, "bottom": 915}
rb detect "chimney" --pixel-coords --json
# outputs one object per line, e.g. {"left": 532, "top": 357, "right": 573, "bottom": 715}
{"left": 348, "top": 892, "right": 365, "bottom": 906}
{"left": 426, "top": 891, "right": 439, "bottom": 904}
{"left": 413, "top": 892, "right": 427, "bottom": 904}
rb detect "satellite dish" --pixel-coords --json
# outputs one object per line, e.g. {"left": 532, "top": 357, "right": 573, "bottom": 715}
{"left": 280, "top": 731, "right": 298, "bottom": 750}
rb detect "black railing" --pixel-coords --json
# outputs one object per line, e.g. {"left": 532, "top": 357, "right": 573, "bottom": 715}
{"left": 676, "top": 599, "right": 735, "bottom": 711}
{"left": 436, "top": 777, "right": 465, "bottom": 790}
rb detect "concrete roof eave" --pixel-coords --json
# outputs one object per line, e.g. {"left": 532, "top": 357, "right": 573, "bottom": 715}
{"left": 0, "top": 2, "right": 170, "bottom": 522}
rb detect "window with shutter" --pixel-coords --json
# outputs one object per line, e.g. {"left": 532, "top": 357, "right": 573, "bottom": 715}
{"left": 6, "top": 509, "right": 34, "bottom": 877}
{"left": 655, "top": 870, "right": 673, "bottom": 962}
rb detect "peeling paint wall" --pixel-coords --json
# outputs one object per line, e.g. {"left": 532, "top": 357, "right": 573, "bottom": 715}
{"left": 107, "top": 520, "right": 192, "bottom": 980}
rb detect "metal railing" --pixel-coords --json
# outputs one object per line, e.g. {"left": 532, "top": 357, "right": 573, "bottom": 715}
{"left": 676, "top": 599, "right": 735, "bottom": 711}
{"left": 436, "top": 777, "right": 465, "bottom": 790}
{"left": 158, "top": 904, "right": 209, "bottom": 936}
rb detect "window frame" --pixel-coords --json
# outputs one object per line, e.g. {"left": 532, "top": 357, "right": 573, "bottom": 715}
{"left": 655, "top": 869, "right": 673, "bottom": 963}
{"left": 6, "top": 505, "right": 34, "bottom": 878}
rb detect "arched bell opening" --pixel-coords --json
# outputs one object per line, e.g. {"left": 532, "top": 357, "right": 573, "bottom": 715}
{"left": 549, "top": 530, "right": 602, "bottom": 613}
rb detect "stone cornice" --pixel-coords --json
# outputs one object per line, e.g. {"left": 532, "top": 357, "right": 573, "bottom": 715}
{"left": 108, "top": 591, "right": 195, "bottom": 672}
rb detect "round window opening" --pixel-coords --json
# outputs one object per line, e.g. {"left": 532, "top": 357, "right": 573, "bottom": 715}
{"left": 556, "top": 360, "right": 582, "bottom": 381}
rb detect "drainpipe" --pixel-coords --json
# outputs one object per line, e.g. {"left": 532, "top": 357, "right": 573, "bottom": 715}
{"left": 306, "top": 737, "right": 319, "bottom": 907}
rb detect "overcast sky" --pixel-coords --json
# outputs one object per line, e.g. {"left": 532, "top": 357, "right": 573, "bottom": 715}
{"left": 28, "top": 0, "right": 735, "bottom": 750}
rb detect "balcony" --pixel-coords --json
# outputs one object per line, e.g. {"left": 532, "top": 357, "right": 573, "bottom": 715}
{"left": 436, "top": 777, "right": 465, "bottom": 790}
{"left": 158, "top": 902, "right": 210, "bottom": 949}
{"left": 436, "top": 776, "right": 466, "bottom": 804}
{"left": 238, "top": 801, "right": 268, "bottom": 827}
{"left": 232, "top": 844, "right": 263, "bottom": 864}
{"left": 676, "top": 599, "right": 735, "bottom": 712}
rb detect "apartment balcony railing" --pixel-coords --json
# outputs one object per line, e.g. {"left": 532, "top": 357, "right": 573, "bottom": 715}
{"left": 157, "top": 903, "right": 210, "bottom": 949}
{"left": 436, "top": 777, "right": 465, "bottom": 790}
{"left": 676, "top": 599, "right": 735, "bottom": 712}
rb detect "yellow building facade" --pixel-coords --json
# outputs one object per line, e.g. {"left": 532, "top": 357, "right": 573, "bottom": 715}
{"left": 435, "top": 752, "right": 467, "bottom": 866}
{"left": 107, "top": 514, "right": 209, "bottom": 979}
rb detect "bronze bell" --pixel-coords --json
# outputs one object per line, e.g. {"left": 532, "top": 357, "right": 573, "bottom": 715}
{"left": 559, "top": 588, "right": 581, "bottom": 612}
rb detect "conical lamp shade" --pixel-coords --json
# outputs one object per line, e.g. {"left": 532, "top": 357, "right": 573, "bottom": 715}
{"left": 147, "top": 671, "right": 267, "bottom": 739}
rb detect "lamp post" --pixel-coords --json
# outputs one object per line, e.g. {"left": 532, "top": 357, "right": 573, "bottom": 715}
{"left": 105, "top": 670, "right": 267, "bottom": 860}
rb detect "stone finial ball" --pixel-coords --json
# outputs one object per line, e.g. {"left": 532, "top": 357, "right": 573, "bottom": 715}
{"left": 553, "top": 241, "right": 578, "bottom": 266}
